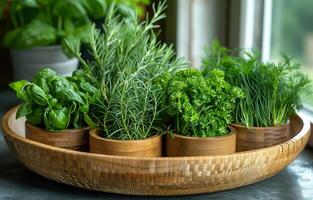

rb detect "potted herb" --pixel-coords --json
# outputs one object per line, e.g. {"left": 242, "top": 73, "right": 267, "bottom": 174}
{"left": 163, "top": 68, "right": 244, "bottom": 156}
{"left": 67, "top": 2, "right": 186, "bottom": 157}
{"left": 0, "top": 0, "right": 150, "bottom": 80}
{"left": 9, "top": 68, "right": 98, "bottom": 151}
{"left": 202, "top": 41, "right": 311, "bottom": 151}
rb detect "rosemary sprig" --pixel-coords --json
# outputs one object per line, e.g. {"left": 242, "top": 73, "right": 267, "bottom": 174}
{"left": 67, "top": 1, "right": 187, "bottom": 140}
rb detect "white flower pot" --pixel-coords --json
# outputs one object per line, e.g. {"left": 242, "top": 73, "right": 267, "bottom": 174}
{"left": 10, "top": 45, "right": 79, "bottom": 80}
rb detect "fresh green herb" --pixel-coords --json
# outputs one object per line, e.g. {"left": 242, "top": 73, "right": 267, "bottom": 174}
{"left": 202, "top": 40, "right": 311, "bottom": 127}
{"left": 108, "top": 0, "right": 151, "bottom": 18}
{"left": 161, "top": 68, "right": 244, "bottom": 137}
{"left": 1, "top": 0, "right": 150, "bottom": 53}
{"left": 66, "top": 1, "right": 187, "bottom": 140}
{"left": 10, "top": 68, "right": 98, "bottom": 131}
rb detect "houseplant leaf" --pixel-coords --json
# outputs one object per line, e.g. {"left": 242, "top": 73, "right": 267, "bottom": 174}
{"left": 82, "top": 0, "right": 107, "bottom": 19}
{"left": 4, "top": 20, "right": 57, "bottom": 49}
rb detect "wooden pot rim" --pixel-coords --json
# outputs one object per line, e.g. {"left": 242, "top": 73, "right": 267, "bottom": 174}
{"left": 170, "top": 126, "right": 235, "bottom": 140}
{"left": 231, "top": 121, "right": 290, "bottom": 130}
{"left": 90, "top": 128, "right": 161, "bottom": 144}
{"left": 26, "top": 122, "right": 90, "bottom": 135}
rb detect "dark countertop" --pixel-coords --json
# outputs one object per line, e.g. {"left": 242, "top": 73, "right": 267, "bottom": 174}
{"left": 1, "top": 89, "right": 313, "bottom": 200}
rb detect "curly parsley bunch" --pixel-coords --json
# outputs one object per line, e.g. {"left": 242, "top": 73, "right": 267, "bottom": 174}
{"left": 163, "top": 68, "right": 244, "bottom": 137}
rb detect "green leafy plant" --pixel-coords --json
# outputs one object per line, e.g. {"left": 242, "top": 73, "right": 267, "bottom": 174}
{"left": 10, "top": 68, "right": 98, "bottom": 131}
{"left": 66, "top": 1, "right": 187, "bottom": 140}
{"left": 1, "top": 0, "right": 150, "bottom": 52}
{"left": 162, "top": 68, "right": 244, "bottom": 137}
{"left": 110, "top": 0, "right": 151, "bottom": 18}
{"left": 202, "top": 40, "right": 312, "bottom": 127}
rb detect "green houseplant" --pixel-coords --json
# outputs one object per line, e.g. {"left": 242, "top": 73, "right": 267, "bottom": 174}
{"left": 10, "top": 68, "right": 98, "bottom": 150}
{"left": 0, "top": 0, "right": 150, "bottom": 80}
{"left": 163, "top": 68, "right": 244, "bottom": 156}
{"left": 66, "top": 2, "right": 186, "bottom": 156}
{"left": 202, "top": 41, "right": 311, "bottom": 150}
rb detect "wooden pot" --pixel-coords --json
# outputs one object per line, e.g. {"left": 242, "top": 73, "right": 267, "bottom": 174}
{"left": 232, "top": 122, "right": 290, "bottom": 151}
{"left": 25, "top": 122, "right": 89, "bottom": 151}
{"left": 166, "top": 127, "right": 236, "bottom": 156}
{"left": 89, "top": 129, "right": 162, "bottom": 157}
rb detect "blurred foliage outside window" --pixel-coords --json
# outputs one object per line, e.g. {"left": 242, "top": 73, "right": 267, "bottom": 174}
{"left": 271, "top": 0, "right": 313, "bottom": 107}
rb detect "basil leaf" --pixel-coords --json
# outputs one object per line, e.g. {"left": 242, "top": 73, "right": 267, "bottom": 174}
{"left": 36, "top": 78, "right": 50, "bottom": 93}
{"left": 65, "top": 89, "right": 84, "bottom": 104}
{"left": 46, "top": 107, "right": 70, "bottom": 130}
{"left": 9, "top": 80, "right": 29, "bottom": 92}
{"left": 16, "top": 102, "right": 33, "bottom": 119}
{"left": 9, "top": 80, "right": 31, "bottom": 101}
{"left": 49, "top": 97, "right": 59, "bottom": 108}
{"left": 80, "top": 82, "right": 97, "bottom": 94}
{"left": 51, "top": 77, "right": 84, "bottom": 103}
{"left": 16, "top": 90, "right": 30, "bottom": 101}
{"left": 33, "top": 68, "right": 57, "bottom": 84}
{"left": 83, "top": 113, "right": 97, "bottom": 128}
{"left": 72, "top": 109, "right": 81, "bottom": 129}
{"left": 26, "top": 106, "right": 44, "bottom": 125}
{"left": 28, "top": 84, "right": 49, "bottom": 106}
{"left": 72, "top": 69, "right": 85, "bottom": 80}
{"left": 79, "top": 104, "right": 89, "bottom": 113}
{"left": 44, "top": 108, "right": 53, "bottom": 131}
{"left": 33, "top": 68, "right": 57, "bottom": 93}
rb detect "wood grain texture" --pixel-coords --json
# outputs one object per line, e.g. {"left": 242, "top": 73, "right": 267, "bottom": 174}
{"left": 232, "top": 122, "right": 290, "bottom": 151}
{"left": 25, "top": 122, "right": 89, "bottom": 151}
{"left": 1, "top": 106, "right": 311, "bottom": 196}
{"left": 89, "top": 129, "right": 162, "bottom": 157}
{"left": 166, "top": 127, "right": 236, "bottom": 156}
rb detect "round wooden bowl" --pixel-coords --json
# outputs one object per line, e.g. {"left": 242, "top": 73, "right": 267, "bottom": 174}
{"left": 89, "top": 129, "right": 162, "bottom": 157}
{"left": 25, "top": 122, "right": 89, "bottom": 151}
{"left": 1, "top": 106, "right": 311, "bottom": 196}
{"left": 232, "top": 122, "right": 290, "bottom": 152}
{"left": 166, "top": 127, "right": 236, "bottom": 156}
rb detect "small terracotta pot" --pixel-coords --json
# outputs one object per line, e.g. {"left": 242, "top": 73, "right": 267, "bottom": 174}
{"left": 89, "top": 129, "right": 162, "bottom": 157}
{"left": 166, "top": 127, "right": 236, "bottom": 157}
{"left": 232, "top": 122, "right": 290, "bottom": 152}
{"left": 25, "top": 122, "right": 89, "bottom": 151}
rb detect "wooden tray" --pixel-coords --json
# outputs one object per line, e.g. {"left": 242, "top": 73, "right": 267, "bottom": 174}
{"left": 1, "top": 106, "right": 311, "bottom": 196}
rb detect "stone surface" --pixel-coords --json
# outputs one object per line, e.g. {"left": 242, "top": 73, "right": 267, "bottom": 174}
{"left": 1, "top": 90, "right": 313, "bottom": 200}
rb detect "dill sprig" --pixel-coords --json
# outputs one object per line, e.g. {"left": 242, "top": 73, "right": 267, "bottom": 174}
{"left": 202, "top": 40, "right": 311, "bottom": 127}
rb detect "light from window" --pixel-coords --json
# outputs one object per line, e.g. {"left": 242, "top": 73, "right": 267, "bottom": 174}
{"left": 271, "top": 0, "right": 313, "bottom": 107}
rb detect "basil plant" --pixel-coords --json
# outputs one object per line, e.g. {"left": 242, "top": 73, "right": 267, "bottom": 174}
{"left": 10, "top": 68, "right": 99, "bottom": 131}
